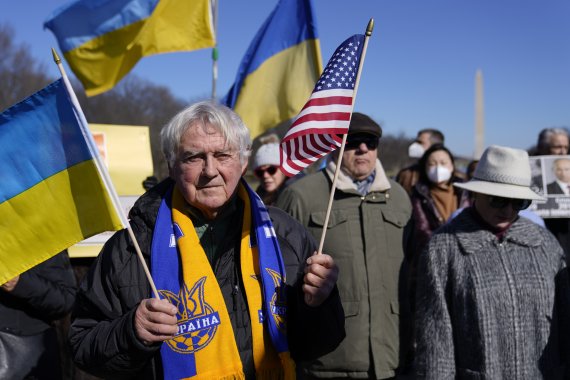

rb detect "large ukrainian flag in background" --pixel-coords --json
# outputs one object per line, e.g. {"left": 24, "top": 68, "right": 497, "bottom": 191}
{"left": 0, "top": 79, "right": 124, "bottom": 285}
{"left": 45, "top": 0, "right": 215, "bottom": 96}
{"left": 223, "top": 0, "right": 322, "bottom": 138}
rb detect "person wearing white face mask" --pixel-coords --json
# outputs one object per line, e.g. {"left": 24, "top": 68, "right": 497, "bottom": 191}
{"left": 407, "top": 141, "right": 427, "bottom": 159}
{"left": 396, "top": 129, "right": 447, "bottom": 195}
{"left": 405, "top": 144, "right": 469, "bottom": 353}
{"left": 408, "top": 144, "right": 467, "bottom": 257}
{"left": 426, "top": 163, "right": 453, "bottom": 183}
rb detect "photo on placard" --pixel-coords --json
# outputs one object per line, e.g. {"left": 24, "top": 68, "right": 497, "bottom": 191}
{"left": 528, "top": 155, "right": 570, "bottom": 218}
{"left": 544, "top": 156, "right": 570, "bottom": 196}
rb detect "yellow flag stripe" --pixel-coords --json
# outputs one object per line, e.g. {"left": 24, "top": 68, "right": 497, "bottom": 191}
{"left": 234, "top": 38, "right": 322, "bottom": 138}
{"left": 64, "top": 0, "right": 215, "bottom": 96}
{"left": 0, "top": 160, "right": 123, "bottom": 284}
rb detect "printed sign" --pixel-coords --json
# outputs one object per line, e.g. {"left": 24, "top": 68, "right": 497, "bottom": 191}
{"left": 528, "top": 155, "right": 570, "bottom": 218}
{"left": 68, "top": 124, "right": 154, "bottom": 257}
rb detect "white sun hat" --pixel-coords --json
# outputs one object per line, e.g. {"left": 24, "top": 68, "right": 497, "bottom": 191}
{"left": 253, "top": 143, "right": 280, "bottom": 169}
{"left": 454, "top": 145, "right": 544, "bottom": 200}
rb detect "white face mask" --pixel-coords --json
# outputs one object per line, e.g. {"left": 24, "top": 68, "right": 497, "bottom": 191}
{"left": 427, "top": 165, "right": 452, "bottom": 184}
{"left": 408, "top": 142, "right": 425, "bottom": 158}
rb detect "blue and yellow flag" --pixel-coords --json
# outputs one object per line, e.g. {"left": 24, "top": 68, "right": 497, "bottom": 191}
{"left": 223, "top": 0, "right": 323, "bottom": 138}
{"left": 45, "top": 0, "right": 215, "bottom": 96}
{"left": 0, "top": 79, "right": 124, "bottom": 285}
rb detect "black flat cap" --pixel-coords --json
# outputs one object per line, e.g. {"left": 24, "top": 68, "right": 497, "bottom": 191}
{"left": 348, "top": 112, "right": 382, "bottom": 138}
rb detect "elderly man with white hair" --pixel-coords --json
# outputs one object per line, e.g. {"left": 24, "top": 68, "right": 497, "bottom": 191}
{"left": 415, "top": 145, "right": 570, "bottom": 379}
{"left": 68, "top": 101, "right": 344, "bottom": 380}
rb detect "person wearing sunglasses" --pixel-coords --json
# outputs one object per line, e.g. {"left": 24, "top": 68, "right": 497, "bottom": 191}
{"left": 414, "top": 145, "right": 570, "bottom": 379}
{"left": 277, "top": 113, "right": 415, "bottom": 379}
{"left": 252, "top": 142, "right": 287, "bottom": 205}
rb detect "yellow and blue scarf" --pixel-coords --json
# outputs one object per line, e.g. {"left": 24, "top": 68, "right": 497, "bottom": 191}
{"left": 151, "top": 180, "right": 294, "bottom": 379}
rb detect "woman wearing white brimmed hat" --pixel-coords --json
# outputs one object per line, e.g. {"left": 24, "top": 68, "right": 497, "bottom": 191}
{"left": 414, "top": 145, "right": 570, "bottom": 379}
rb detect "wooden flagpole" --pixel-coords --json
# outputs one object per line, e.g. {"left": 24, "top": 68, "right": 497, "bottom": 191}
{"left": 211, "top": 0, "right": 219, "bottom": 99}
{"left": 317, "top": 19, "right": 374, "bottom": 255}
{"left": 51, "top": 48, "right": 160, "bottom": 299}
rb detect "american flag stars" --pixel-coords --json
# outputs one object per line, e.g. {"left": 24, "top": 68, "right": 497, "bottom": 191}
{"left": 279, "top": 34, "right": 365, "bottom": 177}
{"left": 316, "top": 41, "right": 361, "bottom": 91}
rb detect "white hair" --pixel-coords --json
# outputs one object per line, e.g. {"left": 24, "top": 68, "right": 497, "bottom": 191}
{"left": 161, "top": 101, "right": 252, "bottom": 168}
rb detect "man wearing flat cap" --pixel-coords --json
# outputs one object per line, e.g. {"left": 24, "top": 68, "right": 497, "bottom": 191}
{"left": 276, "top": 113, "right": 413, "bottom": 379}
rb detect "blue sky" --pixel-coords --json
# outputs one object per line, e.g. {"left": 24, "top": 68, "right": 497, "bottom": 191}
{"left": 2, "top": 0, "right": 569, "bottom": 158}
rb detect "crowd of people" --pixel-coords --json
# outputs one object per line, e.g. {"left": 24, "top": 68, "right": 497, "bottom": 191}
{"left": 2, "top": 101, "right": 570, "bottom": 379}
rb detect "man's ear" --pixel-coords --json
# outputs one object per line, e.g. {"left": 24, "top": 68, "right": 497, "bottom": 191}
{"left": 167, "top": 163, "right": 175, "bottom": 179}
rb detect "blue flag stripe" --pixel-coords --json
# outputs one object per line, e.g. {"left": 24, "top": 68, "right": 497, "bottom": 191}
{"left": 44, "top": 0, "right": 159, "bottom": 53}
{"left": 0, "top": 79, "right": 93, "bottom": 203}
{"left": 224, "top": 0, "right": 319, "bottom": 108}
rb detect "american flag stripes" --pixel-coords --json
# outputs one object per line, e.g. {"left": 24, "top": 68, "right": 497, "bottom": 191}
{"left": 280, "top": 34, "right": 365, "bottom": 177}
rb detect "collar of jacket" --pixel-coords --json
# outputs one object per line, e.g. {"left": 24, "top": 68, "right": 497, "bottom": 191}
{"left": 452, "top": 207, "right": 547, "bottom": 254}
{"left": 128, "top": 178, "right": 175, "bottom": 242}
{"left": 325, "top": 157, "right": 391, "bottom": 194}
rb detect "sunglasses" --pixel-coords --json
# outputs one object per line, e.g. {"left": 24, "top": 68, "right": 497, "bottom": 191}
{"left": 488, "top": 196, "right": 531, "bottom": 211}
{"left": 254, "top": 166, "right": 279, "bottom": 178}
{"left": 345, "top": 135, "right": 379, "bottom": 150}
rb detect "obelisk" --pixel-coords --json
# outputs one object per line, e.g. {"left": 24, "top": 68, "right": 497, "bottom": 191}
{"left": 474, "top": 69, "right": 485, "bottom": 159}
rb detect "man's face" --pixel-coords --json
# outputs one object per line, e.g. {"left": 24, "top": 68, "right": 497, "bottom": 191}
{"left": 548, "top": 134, "right": 569, "bottom": 155}
{"left": 554, "top": 159, "right": 570, "bottom": 183}
{"left": 417, "top": 132, "right": 433, "bottom": 150}
{"left": 340, "top": 133, "right": 378, "bottom": 181}
{"left": 169, "top": 122, "right": 247, "bottom": 220}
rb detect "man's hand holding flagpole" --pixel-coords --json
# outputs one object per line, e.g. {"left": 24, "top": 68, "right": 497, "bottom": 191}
{"left": 280, "top": 19, "right": 374, "bottom": 254}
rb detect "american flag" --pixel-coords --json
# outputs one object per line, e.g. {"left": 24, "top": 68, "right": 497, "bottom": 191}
{"left": 280, "top": 34, "right": 365, "bottom": 177}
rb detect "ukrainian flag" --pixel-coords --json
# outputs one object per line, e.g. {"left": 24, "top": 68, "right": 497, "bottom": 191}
{"left": 44, "top": 0, "right": 215, "bottom": 96}
{"left": 0, "top": 79, "right": 124, "bottom": 285}
{"left": 223, "top": 0, "right": 323, "bottom": 138}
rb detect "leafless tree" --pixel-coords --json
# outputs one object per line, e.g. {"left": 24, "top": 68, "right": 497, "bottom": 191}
{"left": 378, "top": 132, "right": 415, "bottom": 178}
{"left": 0, "top": 22, "right": 199, "bottom": 179}
{"left": 0, "top": 24, "right": 53, "bottom": 111}
{"left": 76, "top": 76, "right": 191, "bottom": 179}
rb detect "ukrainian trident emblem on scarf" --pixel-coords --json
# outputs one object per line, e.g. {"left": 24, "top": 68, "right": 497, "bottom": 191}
{"left": 160, "top": 276, "right": 220, "bottom": 353}
{"left": 265, "top": 268, "right": 287, "bottom": 332}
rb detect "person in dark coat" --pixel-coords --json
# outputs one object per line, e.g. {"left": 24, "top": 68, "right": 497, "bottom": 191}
{"left": 0, "top": 251, "right": 76, "bottom": 379}
{"left": 277, "top": 113, "right": 413, "bottom": 379}
{"left": 69, "top": 101, "right": 344, "bottom": 380}
{"left": 531, "top": 128, "right": 570, "bottom": 254}
{"left": 408, "top": 144, "right": 468, "bottom": 259}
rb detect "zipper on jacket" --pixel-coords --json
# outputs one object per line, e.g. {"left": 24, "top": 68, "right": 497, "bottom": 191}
{"left": 233, "top": 258, "right": 243, "bottom": 327}
{"left": 496, "top": 241, "right": 519, "bottom": 378}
